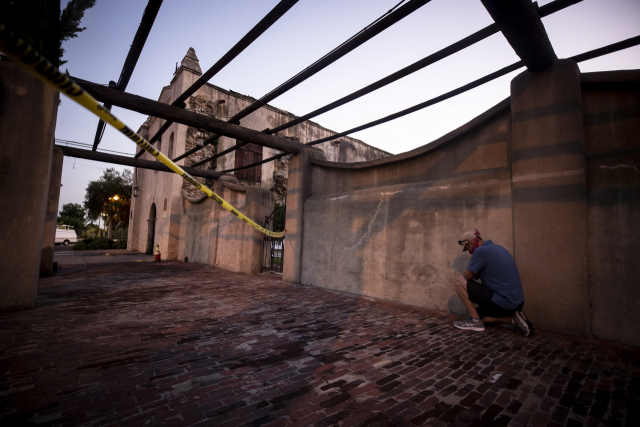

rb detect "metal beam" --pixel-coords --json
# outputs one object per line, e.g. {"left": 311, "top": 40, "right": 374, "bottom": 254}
{"left": 220, "top": 151, "right": 289, "bottom": 174}
{"left": 188, "top": 137, "right": 245, "bottom": 168}
{"left": 116, "top": 0, "right": 163, "bottom": 91}
{"left": 304, "top": 34, "right": 640, "bottom": 147}
{"left": 209, "top": 33, "right": 640, "bottom": 174}
{"left": 267, "top": 0, "right": 581, "bottom": 135}
{"left": 480, "top": 0, "right": 557, "bottom": 72}
{"left": 182, "top": 0, "right": 432, "bottom": 165}
{"left": 76, "top": 79, "right": 306, "bottom": 155}
{"left": 134, "top": 0, "right": 300, "bottom": 158}
{"left": 570, "top": 35, "right": 640, "bottom": 65}
{"left": 173, "top": 135, "right": 220, "bottom": 162}
{"left": 91, "top": 80, "right": 116, "bottom": 150}
{"left": 92, "top": 0, "right": 163, "bottom": 151}
{"left": 188, "top": 0, "right": 577, "bottom": 167}
{"left": 57, "top": 145, "right": 222, "bottom": 179}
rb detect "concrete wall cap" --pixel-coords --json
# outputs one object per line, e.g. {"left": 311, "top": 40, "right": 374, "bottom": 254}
{"left": 581, "top": 69, "right": 640, "bottom": 84}
{"left": 310, "top": 97, "right": 511, "bottom": 171}
{"left": 302, "top": 146, "right": 327, "bottom": 161}
{"left": 221, "top": 181, "right": 249, "bottom": 192}
{"left": 218, "top": 175, "right": 239, "bottom": 185}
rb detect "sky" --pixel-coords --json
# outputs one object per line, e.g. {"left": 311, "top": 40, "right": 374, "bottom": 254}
{"left": 55, "top": 0, "right": 640, "bottom": 211}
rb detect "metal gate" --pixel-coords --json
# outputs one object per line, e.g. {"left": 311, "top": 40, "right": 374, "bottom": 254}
{"left": 262, "top": 204, "right": 285, "bottom": 273}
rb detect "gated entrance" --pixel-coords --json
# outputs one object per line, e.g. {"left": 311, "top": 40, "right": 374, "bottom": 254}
{"left": 262, "top": 204, "right": 285, "bottom": 273}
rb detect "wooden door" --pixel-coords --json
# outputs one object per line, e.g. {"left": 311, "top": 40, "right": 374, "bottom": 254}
{"left": 234, "top": 141, "right": 262, "bottom": 182}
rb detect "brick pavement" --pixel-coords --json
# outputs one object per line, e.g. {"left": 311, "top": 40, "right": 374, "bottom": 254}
{"left": 1, "top": 262, "right": 638, "bottom": 426}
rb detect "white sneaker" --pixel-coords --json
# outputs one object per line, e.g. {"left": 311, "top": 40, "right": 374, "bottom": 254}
{"left": 511, "top": 311, "right": 535, "bottom": 337}
{"left": 453, "top": 318, "right": 485, "bottom": 332}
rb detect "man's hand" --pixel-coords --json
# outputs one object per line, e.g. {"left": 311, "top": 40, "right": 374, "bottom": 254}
{"left": 464, "top": 269, "right": 478, "bottom": 281}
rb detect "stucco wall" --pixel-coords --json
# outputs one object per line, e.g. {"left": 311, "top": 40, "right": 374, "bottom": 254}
{"left": 288, "top": 65, "right": 640, "bottom": 346}
{"left": 178, "top": 179, "right": 272, "bottom": 274}
{"left": 582, "top": 70, "right": 640, "bottom": 346}
{"left": 0, "top": 62, "right": 58, "bottom": 310}
{"left": 300, "top": 102, "right": 513, "bottom": 314}
{"left": 302, "top": 169, "right": 513, "bottom": 312}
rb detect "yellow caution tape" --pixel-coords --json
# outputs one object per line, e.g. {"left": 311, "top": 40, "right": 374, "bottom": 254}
{"left": 0, "top": 24, "right": 285, "bottom": 238}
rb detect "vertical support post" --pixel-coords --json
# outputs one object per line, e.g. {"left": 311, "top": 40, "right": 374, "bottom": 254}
{"left": 510, "top": 59, "right": 589, "bottom": 336}
{"left": 0, "top": 62, "right": 58, "bottom": 310}
{"left": 283, "top": 149, "right": 314, "bottom": 283}
{"left": 40, "top": 146, "right": 64, "bottom": 274}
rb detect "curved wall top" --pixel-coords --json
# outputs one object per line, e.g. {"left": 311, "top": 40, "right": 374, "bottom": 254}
{"left": 310, "top": 97, "right": 513, "bottom": 197}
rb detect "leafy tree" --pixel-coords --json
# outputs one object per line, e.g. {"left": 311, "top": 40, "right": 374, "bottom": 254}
{"left": 273, "top": 202, "right": 286, "bottom": 232}
{"left": 59, "top": 202, "right": 85, "bottom": 221}
{"left": 84, "top": 223, "right": 101, "bottom": 239}
{"left": 58, "top": 217, "right": 85, "bottom": 236}
{"left": 0, "top": 1, "right": 60, "bottom": 65}
{"left": 84, "top": 168, "right": 132, "bottom": 239}
{"left": 59, "top": 0, "right": 97, "bottom": 65}
{"left": 0, "top": 0, "right": 96, "bottom": 66}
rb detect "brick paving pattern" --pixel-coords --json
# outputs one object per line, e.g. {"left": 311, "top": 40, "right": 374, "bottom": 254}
{"left": 1, "top": 262, "right": 638, "bottom": 426}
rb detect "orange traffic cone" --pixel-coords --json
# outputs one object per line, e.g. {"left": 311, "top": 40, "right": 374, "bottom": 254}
{"left": 154, "top": 244, "right": 161, "bottom": 262}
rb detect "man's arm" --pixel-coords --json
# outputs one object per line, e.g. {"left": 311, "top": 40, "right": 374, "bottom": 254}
{"left": 464, "top": 269, "right": 478, "bottom": 281}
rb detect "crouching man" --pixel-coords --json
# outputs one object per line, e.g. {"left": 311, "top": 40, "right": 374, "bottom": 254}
{"left": 453, "top": 230, "right": 535, "bottom": 337}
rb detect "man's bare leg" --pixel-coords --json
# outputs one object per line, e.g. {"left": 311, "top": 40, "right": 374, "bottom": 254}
{"left": 454, "top": 276, "right": 480, "bottom": 319}
{"left": 483, "top": 317, "right": 512, "bottom": 324}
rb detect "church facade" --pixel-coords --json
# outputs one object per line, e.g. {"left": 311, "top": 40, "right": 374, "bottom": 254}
{"left": 127, "top": 48, "right": 389, "bottom": 266}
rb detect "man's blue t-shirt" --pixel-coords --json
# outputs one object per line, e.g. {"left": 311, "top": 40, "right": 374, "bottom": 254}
{"left": 467, "top": 240, "right": 525, "bottom": 310}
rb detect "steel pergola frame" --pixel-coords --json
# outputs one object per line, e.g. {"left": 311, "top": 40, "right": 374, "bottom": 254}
{"left": 196, "top": 0, "right": 581, "bottom": 169}
{"left": 72, "top": 32, "right": 640, "bottom": 177}
{"left": 133, "top": 0, "right": 301, "bottom": 159}
{"left": 180, "top": 0, "right": 433, "bottom": 167}
{"left": 63, "top": 0, "right": 638, "bottom": 181}
{"left": 219, "top": 34, "right": 640, "bottom": 174}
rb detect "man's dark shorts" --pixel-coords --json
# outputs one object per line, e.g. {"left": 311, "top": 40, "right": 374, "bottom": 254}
{"left": 467, "top": 280, "right": 524, "bottom": 319}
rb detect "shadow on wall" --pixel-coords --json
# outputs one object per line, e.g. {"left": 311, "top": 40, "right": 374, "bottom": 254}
{"left": 448, "top": 253, "right": 472, "bottom": 315}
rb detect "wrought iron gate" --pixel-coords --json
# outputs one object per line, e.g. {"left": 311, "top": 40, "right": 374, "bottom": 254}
{"left": 262, "top": 204, "right": 285, "bottom": 273}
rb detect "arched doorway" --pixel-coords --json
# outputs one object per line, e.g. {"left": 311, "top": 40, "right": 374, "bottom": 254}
{"left": 146, "top": 203, "right": 156, "bottom": 254}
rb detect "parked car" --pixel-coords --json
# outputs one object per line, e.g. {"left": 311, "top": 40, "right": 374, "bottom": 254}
{"left": 55, "top": 225, "right": 78, "bottom": 246}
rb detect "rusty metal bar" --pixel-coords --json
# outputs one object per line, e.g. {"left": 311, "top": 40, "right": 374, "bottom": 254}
{"left": 93, "top": 0, "right": 163, "bottom": 151}
{"left": 267, "top": 0, "right": 581, "bottom": 135}
{"left": 134, "top": 0, "right": 300, "bottom": 158}
{"left": 57, "top": 145, "right": 222, "bottom": 179}
{"left": 77, "top": 79, "right": 306, "bottom": 154}
{"left": 481, "top": 0, "right": 557, "bottom": 72}
{"left": 306, "top": 34, "right": 640, "bottom": 147}
{"left": 183, "top": 0, "right": 433, "bottom": 166}
{"left": 225, "top": 32, "right": 640, "bottom": 173}
{"left": 219, "top": 151, "right": 290, "bottom": 173}
{"left": 173, "top": 134, "right": 221, "bottom": 162}
{"left": 570, "top": 35, "right": 640, "bottom": 64}
{"left": 191, "top": 0, "right": 578, "bottom": 166}
{"left": 307, "top": 62, "right": 524, "bottom": 147}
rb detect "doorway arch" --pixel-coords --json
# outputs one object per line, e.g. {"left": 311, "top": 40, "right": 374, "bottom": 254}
{"left": 146, "top": 203, "right": 156, "bottom": 254}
